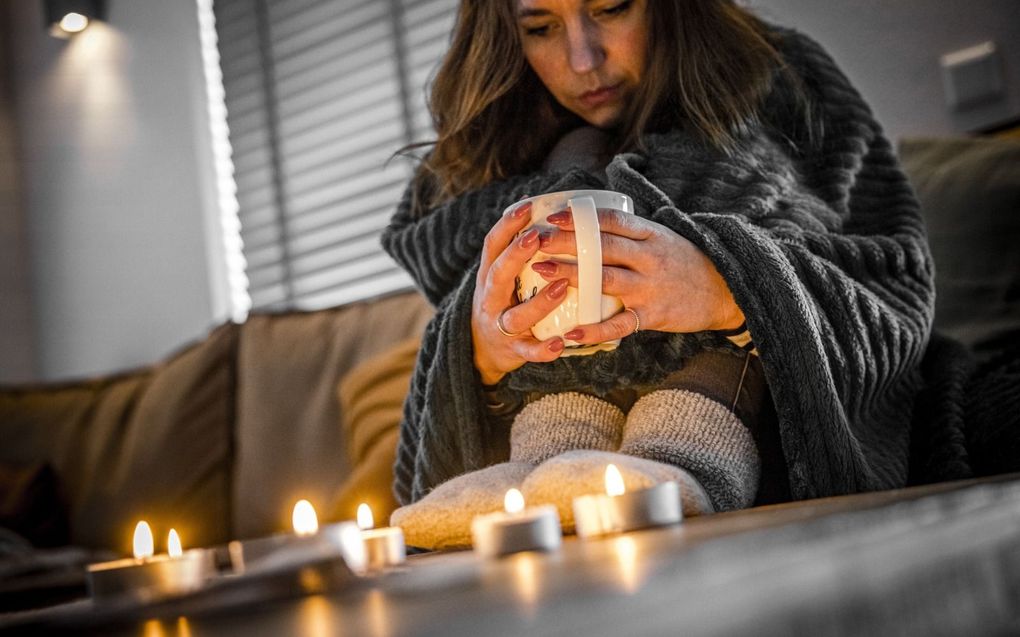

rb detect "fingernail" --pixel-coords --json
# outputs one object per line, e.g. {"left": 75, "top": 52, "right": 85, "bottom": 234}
{"left": 519, "top": 228, "right": 539, "bottom": 247}
{"left": 539, "top": 233, "right": 552, "bottom": 249}
{"left": 548, "top": 339, "right": 565, "bottom": 353}
{"left": 509, "top": 201, "right": 532, "bottom": 218}
{"left": 547, "top": 211, "right": 570, "bottom": 225}
{"left": 564, "top": 328, "right": 584, "bottom": 340}
{"left": 531, "top": 261, "right": 557, "bottom": 275}
{"left": 547, "top": 278, "right": 568, "bottom": 299}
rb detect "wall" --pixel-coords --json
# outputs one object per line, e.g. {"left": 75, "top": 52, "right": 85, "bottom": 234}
{"left": 750, "top": 0, "right": 1020, "bottom": 140}
{"left": 4, "top": 0, "right": 223, "bottom": 381}
{"left": 0, "top": 10, "right": 37, "bottom": 383}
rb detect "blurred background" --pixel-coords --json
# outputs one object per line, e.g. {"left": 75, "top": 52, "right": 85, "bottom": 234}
{"left": 1, "top": 0, "right": 1018, "bottom": 384}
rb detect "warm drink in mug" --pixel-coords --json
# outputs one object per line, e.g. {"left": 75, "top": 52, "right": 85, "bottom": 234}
{"left": 507, "top": 190, "right": 634, "bottom": 356}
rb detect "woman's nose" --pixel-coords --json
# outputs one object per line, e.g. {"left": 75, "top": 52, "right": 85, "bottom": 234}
{"left": 566, "top": 22, "right": 604, "bottom": 74}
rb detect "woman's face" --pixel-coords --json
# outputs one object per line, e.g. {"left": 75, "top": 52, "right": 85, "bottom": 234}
{"left": 516, "top": 0, "right": 648, "bottom": 129}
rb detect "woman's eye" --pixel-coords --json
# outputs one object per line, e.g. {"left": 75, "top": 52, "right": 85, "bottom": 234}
{"left": 598, "top": 0, "right": 632, "bottom": 17}
{"left": 524, "top": 24, "right": 550, "bottom": 37}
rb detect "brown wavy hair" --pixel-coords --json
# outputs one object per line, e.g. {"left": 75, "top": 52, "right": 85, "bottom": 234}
{"left": 414, "top": 0, "right": 788, "bottom": 207}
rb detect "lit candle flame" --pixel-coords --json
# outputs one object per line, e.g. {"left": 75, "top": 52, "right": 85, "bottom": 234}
{"left": 605, "top": 464, "right": 626, "bottom": 497}
{"left": 168, "top": 528, "right": 183, "bottom": 558}
{"left": 357, "top": 503, "right": 374, "bottom": 530}
{"left": 133, "top": 520, "right": 154, "bottom": 560}
{"left": 504, "top": 488, "right": 525, "bottom": 514}
{"left": 292, "top": 499, "right": 319, "bottom": 536}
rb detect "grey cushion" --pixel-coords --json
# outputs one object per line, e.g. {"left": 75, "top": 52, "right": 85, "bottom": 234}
{"left": 900, "top": 137, "right": 1020, "bottom": 351}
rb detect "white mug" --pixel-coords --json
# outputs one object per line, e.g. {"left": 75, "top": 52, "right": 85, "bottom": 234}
{"left": 506, "top": 189, "right": 634, "bottom": 356}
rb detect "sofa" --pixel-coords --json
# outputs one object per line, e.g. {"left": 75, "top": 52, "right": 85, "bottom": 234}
{"left": 1, "top": 135, "right": 1019, "bottom": 560}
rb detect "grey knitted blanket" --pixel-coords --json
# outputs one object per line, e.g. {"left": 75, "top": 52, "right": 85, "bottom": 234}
{"left": 382, "top": 28, "right": 934, "bottom": 505}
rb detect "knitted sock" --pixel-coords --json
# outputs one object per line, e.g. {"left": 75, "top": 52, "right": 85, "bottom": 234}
{"left": 620, "top": 389, "right": 760, "bottom": 512}
{"left": 390, "top": 393, "right": 624, "bottom": 550}
{"left": 522, "top": 449, "right": 714, "bottom": 532}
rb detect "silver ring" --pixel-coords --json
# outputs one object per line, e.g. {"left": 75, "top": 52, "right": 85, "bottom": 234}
{"left": 624, "top": 307, "right": 640, "bottom": 335}
{"left": 496, "top": 312, "right": 517, "bottom": 338}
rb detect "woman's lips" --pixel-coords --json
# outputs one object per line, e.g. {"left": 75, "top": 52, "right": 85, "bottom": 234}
{"left": 579, "top": 83, "right": 622, "bottom": 109}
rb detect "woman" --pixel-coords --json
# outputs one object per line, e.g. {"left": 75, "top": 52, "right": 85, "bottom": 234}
{"left": 382, "top": 0, "right": 933, "bottom": 547}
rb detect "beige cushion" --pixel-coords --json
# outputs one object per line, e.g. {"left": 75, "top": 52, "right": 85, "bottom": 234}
{"left": 233, "top": 291, "right": 432, "bottom": 538}
{"left": 329, "top": 335, "right": 420, "bottom": 523}
{"left": 900, "top": 137, "right": 1020, "bottom": 351}
{"left": 0, "top": 324, "right": 236, "bottom": 552}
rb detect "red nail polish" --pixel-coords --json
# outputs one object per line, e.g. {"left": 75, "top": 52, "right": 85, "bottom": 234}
{"left": 549, "top": 339, "right": 565, "bottom": 352}
{"left": 538, "top": 233, "right": 552, "bottom": 249}
{"left": 564, "top": 329, "right": 584, "bottom": 340}
{"left": 547, "top": 279, "right": 568, "bottom": 299}
{"left": 531, "top": 261, "right": 557, "bottom": 275}
{"left": 520, "top": 228, "right": 539, "bottom": 247}
{"left": 547, "top": 211, "right": 570, "bottom": 225}
{"left": 510, "top": 201, "right": 532, "bottom": 218}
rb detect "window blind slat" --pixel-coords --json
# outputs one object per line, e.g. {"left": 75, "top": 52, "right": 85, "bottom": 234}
{"left": 217, "top": 0, "right": 456, "bottom": 311}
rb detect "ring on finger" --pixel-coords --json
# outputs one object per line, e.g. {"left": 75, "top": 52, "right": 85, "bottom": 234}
{"left": 624, "top": 307, "right": 640, "bottom": 335}
{"left": 496, "top": 311, "right": 519, "bottom": 338}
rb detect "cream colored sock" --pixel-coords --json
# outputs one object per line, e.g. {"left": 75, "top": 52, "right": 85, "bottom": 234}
{"left": 522, "top": 449, "right": 714, "bottom": 532}
{"left": 621, "top": 388, "right": 760, "bottom": 512}
{"left": 390, "top": 392, "right": 624, "bottom": 550}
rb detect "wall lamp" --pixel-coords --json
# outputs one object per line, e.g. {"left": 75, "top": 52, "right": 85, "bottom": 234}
{"left": 44, "top": 0, "right": 105, "bottom": 38}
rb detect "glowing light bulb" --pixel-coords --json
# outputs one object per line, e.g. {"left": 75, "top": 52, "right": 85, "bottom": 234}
{"left": 168, "top": 529, "right": 183, "bottom": 558}
{"left": 59, "top": 12, "right": 89, "bottom": 33}
{"left": 504, "top": 488, "right": 525, "bottom": 514}
{"left": 357, "top": 503, "right": 374, "bottom": 530}
{"left": 133, "top": 521, "right": 155, "bottom": 560}
{"left": 605, "top": 464, "right": 626, "bottom": 497}
{"left": 292, "top": 500, "right": 319, "bottom": 536}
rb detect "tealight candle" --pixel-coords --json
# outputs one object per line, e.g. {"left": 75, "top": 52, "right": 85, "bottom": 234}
{"left": 471, "top": 488, "right": 562, "bottom": 558}
{"left": 572, "top": 464, "right": 682, "bottom": 539}
{"left": 227, "top": 500, "right": 363, "bottom": 575}
{"left": 355, "top": 503, "right": 405, "bottom": 572}
{"left": 87, "top": 522, "right": 216, "bottom": 602}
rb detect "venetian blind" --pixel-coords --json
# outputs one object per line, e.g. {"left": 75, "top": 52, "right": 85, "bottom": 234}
{"left": 213, "top": 0, "right": 457, "bottom": 311}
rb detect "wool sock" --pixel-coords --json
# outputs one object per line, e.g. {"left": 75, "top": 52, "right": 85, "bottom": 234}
{"left": 390, "top": 392, "right": 624, "bottom": 550}
{"left": 522, "top": 449, "right": 714, "bottom": 532}
{"left": 620, "top": 388, "right": 760, "bottom": 512}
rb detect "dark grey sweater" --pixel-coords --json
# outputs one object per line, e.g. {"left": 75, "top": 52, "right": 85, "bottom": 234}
{"left": 382, "top": 28, "right": 934, "bottom": 506}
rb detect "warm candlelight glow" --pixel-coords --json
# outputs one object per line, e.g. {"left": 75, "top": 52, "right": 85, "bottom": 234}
{"left": 59, "top": 12, "right": 90, "bottom": 33}
{"left": 167, "top": 529, "right": 183, "bottom": 558}
{"left": 292, "top": 500, "right": 319, "bottom": 536}
{"left": 504, "top": 488, "right": 525, "bottom": 514}
{"left": 133, "top": 521, "right": 155, "bottom": 560}
{"left": 357, "top": 503, "right": 374, "bottom": 530}
{"left": 605, "top": 464, "right": 626, "bottom": 496}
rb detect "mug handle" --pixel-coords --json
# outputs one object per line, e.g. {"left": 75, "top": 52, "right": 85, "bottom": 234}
{"left": 569, "top": 196, "right": 602, "bottom": 326}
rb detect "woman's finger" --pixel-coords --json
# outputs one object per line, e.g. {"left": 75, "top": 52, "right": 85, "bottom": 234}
{"left": 546, "top": 207, "right": 654, "bottom": 240}
{"left": 530, "top": 261, "right": 638, "bottom": 298}
{"left": 563, "top": 307, "right": 641, "bottom": 345}
{"left": 495, "top": 278, "right": 570, "bottom": 336}
{"left": 538, "top": 228, "right": 639, "bottom": 266}
{"left": 478, "top": 200, "right": 534, "bottom": 276}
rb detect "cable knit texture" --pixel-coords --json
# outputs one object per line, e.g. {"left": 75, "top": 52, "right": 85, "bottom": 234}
{"left": 510, "top": 393, "right": 625, "bottom": 463}
{"left": 622, "top": 389, "right": 759, "bottom": 511}
{"left": 381, "top": 27, "right": 935, "bottom": 505}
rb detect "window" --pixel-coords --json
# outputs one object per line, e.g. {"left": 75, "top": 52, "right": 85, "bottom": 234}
{"left": 211, "top": 0, "right": 457, "bottom": 312}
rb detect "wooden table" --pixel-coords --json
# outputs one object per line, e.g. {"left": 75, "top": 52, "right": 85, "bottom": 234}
{"left": 5, "top": 475, "right": 1020, "bottom": 636}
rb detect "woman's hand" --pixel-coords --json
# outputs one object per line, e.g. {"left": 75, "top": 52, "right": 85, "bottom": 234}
{"left": 531, "top": 208, "right": 745, "bottom": 345}
{"left": 471, "top": 200, "right": 571, "bottom": 386}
